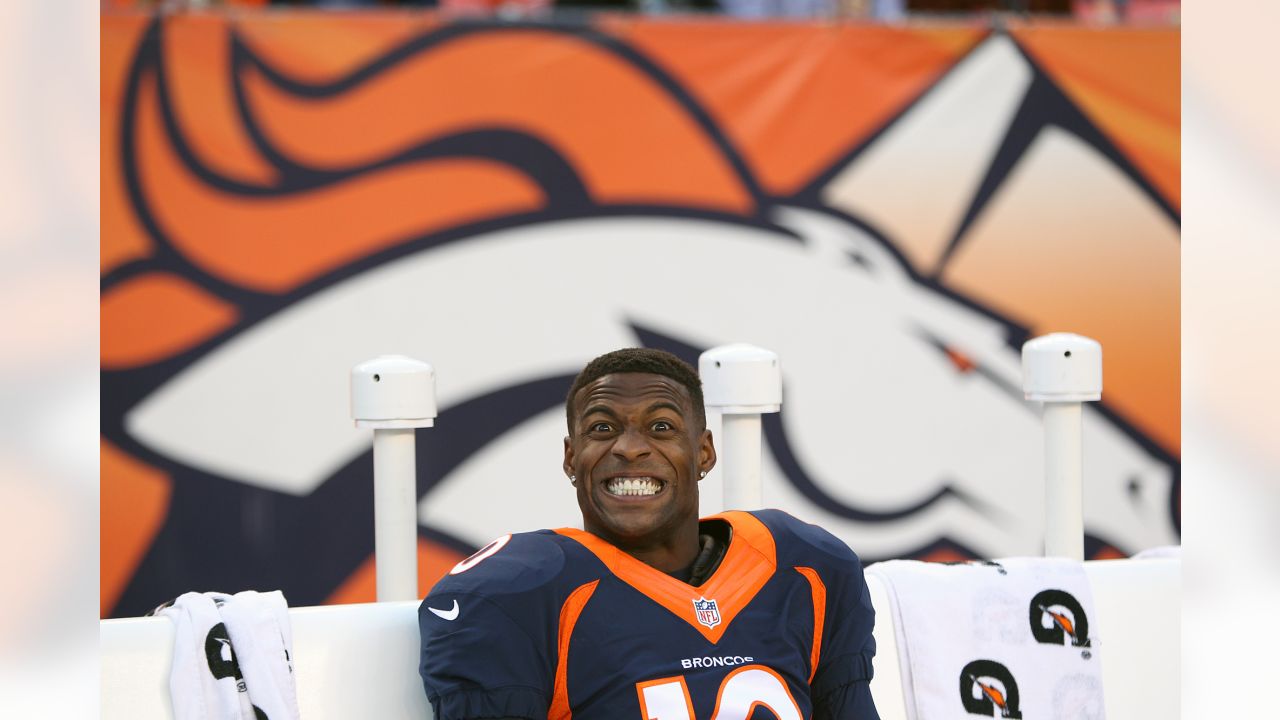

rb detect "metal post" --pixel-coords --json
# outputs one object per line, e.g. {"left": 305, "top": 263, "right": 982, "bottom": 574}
{"left": 699, "top": 344, "right": 782, "bottom": 511}
{"left": 720, "top": 414, "right": 764, "bottom": 510}
{"left": 1042, "top": 402, "right": 1084, "bottom": 560}
{"left": 1022, "top": 333, "right": 1102, "bottom": 561}
{"left": 351, "top": 355, "right": 437, "bottom": 601}
{"left": 371, "top": 428, "right": 420, "bottom": 602}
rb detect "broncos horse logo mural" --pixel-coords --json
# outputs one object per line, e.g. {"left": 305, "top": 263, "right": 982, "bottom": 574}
{"left": 101, "top": 14, "right": 1180, "bottom": 617}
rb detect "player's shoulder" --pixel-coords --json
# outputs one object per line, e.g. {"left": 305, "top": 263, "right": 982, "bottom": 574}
{"left": 744, "top": 508, "right": 864, "bottom": 567}
{"left": 424, "top": 529, "right": 574, "bottom": 601}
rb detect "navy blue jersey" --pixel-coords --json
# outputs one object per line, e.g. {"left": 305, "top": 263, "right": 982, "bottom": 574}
{"left": 419, "top": 510, "right": 878, "bottom": 720}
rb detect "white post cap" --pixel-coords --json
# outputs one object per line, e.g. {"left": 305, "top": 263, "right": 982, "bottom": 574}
{"left": 350, "top": 355, "right": 437, "bottom": 429}
{"left": 699, "top": 344, "right": 782, "bottom": 414}
{"left": 1021, "top": 333, "right": 1102, "bottom": 402}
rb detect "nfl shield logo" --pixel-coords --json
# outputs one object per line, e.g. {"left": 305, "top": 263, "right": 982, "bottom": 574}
{"left": 693, "top": 597, "right": 721, "bottom": 629}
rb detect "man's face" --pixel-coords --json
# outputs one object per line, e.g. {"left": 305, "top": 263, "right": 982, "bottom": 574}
{"left": 563, "top": 372, "right": 715, "bottom": 550}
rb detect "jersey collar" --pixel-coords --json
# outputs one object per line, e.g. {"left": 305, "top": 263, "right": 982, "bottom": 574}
{"left": 555, "top": 511, "right": 776, "bottom": 644}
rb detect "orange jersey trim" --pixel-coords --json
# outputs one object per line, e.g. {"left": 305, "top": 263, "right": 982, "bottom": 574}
{"left": 554, "top": 511, "right": 777, "bottom": 644}
{"left": 793, "top": 566, "right": 827, "bottom": 685}
{"left": 549, "top": 580, "right": 600, "bottom": 720}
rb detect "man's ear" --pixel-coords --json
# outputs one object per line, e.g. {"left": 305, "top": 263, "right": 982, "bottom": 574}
{"left": 698, "top": 429, "right": 716, "bottom": 480}
{"left": 562, "top": 435, "right": 574, "bottom": 479}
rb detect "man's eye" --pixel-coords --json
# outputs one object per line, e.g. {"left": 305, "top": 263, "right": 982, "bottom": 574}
{"left": 651, "top": 421, "right": 673, "bottom": 432}
{"left": 589, "top": 422, "right": 612, "bottom": 433}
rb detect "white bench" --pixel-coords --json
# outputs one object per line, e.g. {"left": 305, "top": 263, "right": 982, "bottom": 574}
{"left": 101, "top": 557, "right": 1178, "bottom": 719}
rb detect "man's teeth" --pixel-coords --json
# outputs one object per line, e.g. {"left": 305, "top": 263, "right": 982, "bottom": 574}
{"left": 606, "top": 477, "right": 662, "bottom": 496}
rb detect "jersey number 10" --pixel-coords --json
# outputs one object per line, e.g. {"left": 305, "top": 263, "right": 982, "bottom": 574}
{"left": 636, "top": 665, "right": 804, "bottom": 720}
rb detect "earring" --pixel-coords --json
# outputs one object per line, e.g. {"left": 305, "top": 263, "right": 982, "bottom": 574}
{"left": 699, "top": 470, "right": 707, "bottom": 478}
{"left": 569, "top": 475, "right": 577, "bottom": 486}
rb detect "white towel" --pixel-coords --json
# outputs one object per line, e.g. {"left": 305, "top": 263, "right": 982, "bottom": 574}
{"left": 157, "top": 591, "right": 301, "bottom": 720}
{"left": 157, "top": 592, "right": 258, "bottom": 720}
{"left": 218, "top": 591, "right": 302, "bottom": 720}
{"left": 868, "top": 557, "right": 1105, "bottom": 720}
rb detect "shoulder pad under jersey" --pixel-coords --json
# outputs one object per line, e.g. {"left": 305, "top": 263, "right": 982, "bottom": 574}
{"left": 749, "top": 508, "right": 863, "bottom": 567}
{"left": 427, "top": 529, "right": 569, "bottom": 600}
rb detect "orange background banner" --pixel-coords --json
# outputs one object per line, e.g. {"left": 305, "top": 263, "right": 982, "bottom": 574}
{"left": 101, "top": 11, "right": 1178, "bottom": 618}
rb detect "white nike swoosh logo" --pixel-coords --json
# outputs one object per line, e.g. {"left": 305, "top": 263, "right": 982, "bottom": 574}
{"left": 428, "top": 599, "right": 459, "bottom": 621}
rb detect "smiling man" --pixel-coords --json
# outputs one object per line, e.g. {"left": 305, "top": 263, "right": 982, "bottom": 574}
{"left": 418, "top": 348, "right": 879, "bottom": 719}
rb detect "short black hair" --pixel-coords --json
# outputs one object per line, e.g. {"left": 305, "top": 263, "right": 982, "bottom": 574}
{"left": 565, "top": 348, "right": 705, "bottom": 433}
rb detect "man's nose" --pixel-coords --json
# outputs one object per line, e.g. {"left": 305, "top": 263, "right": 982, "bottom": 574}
{"left": 611, "top": 428, "right": 652, "bottom": 461}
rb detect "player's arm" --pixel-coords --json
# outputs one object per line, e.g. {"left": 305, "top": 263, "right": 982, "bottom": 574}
{"left": 418, "top": 591, "right": 553, "bottom": 720}
{"left": 809, "top": 555, "right": 880, "bottom": 720}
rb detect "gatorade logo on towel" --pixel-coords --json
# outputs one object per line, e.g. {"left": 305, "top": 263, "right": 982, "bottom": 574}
{"left": 959, "top": 659, "right": 1022, "bottom": 719}
{"left": 1029, "top": 589, "right": 1093, "bottom": 649}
